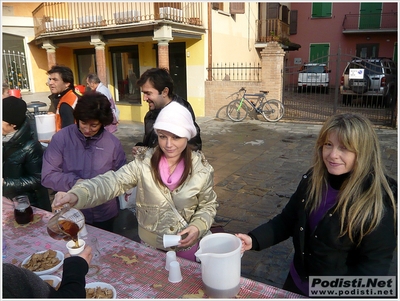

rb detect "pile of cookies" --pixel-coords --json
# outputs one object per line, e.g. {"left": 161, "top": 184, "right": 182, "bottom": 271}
{"left": 22, "top": 249, "right": 61, "bottom": 272}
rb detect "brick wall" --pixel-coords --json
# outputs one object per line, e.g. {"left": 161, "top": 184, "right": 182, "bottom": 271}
{"left": 205, "top": 42, "right": 285, "bottom": 118}
{"left": 158, "top": 45, "right": 169, "bottom": 70}
{"left": 204, "top": 81, "right": 264, "bottom": 117}
{"left": 95, "top": 48, "right": 107, "bottom": 85}
{"left": 260, "top": 42, "right": 285, "bottom": 101}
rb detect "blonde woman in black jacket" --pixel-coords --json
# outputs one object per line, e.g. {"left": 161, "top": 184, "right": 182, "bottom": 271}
{"left": 2, "top": 96, "right": 51, "bottom": 211}
{"left": 236, "top": 113, "right": 397, "bottom": 297}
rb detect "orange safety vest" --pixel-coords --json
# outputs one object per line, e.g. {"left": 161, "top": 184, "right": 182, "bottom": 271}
{"left": 55, "top": 90, "right": 78, "bottom": 132}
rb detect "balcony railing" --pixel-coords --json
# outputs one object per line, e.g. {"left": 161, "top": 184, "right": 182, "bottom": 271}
{"left": 256, "top": 18, "right": 290, "bottom": 43}
{"left": 32, "top": 2, "right": 203, "bottom": 37}
{"left": 342, "top": 13, "right": 397, "bottom": 33}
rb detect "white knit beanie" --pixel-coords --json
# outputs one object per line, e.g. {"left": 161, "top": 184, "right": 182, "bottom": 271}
{"left": 154, "top": 101, "right": 196, "bottom": 140}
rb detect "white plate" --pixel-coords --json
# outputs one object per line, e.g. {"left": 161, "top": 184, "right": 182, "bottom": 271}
{"left": 21, "top": 250, "right": 64, "bottom": 276}
{"left": 85, "top": 282, "right": 117, "bottom": 299}
{"left": 39, "top": 275, "right": 62, "bottom": 289}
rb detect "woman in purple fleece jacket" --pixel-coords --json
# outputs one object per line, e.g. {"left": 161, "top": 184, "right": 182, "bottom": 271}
{"left": 41, "top": 91, "right": 126, "bottom": 232}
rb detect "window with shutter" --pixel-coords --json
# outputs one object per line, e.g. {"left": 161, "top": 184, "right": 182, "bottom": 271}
{"left": 290, "top": 10, "right": 298, "bottom": 35}
{"left": 267, "top": 3, "right": 280, "bottom": 19}
{"left": 312, "top": 3, "right": 332, "bottom": 18}
{"left": 282, "top": 5, "right": 289, "bottom": 23}
{"left": 212, "top": 3, "right": 223, "bottom": 11}
{"left": 230, "top": 2, "right": 245, "bottom": 14}
{"left": 310, "top": 44, "right": 330, "bottom": 64}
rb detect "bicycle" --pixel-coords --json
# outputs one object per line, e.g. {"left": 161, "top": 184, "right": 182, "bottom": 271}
{"left": 226, "top": 87, "right": 284, "bottom": 122}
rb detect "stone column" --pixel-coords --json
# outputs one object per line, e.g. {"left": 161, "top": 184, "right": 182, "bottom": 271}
{"left": 260, "top": 42, "right": 285, "bottom": 101}
{"left": 90, "top": 35, "right": 107, "bottom": 85}
{"left": 41, "top": 40, "right": 57, "bottom": 70}
{"left": 153, "top": 25, "right": 173, "bottom": 70}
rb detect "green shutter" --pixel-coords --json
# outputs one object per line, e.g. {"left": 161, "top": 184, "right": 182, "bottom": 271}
{"left": 310, "top": 44, "right": 329, "bottom": 64}
{"left": 359, "top": 3, "right": 382, "bottom": 29}
{"left": 312, "top": 3, "right": 332, "bottom": 18}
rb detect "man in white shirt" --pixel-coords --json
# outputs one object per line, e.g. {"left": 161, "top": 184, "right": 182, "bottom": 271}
{"left": 86, "top": 73, "right": 119, "bottom": 133}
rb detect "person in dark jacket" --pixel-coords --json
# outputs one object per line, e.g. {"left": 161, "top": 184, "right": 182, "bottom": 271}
{"left": 3, "top": 245, "right": 92, "bottom": 298}
{"left": 132, "top": 68, "right": 202, "bottom": 154}
{"left": 236, "top": 113, "right": 397, "bottom": 297}
{"left": 41, "top": 91, "right": 126, "bottom": 232}
{"left": 2, "top": 96, "right": 51, "bottom": 211}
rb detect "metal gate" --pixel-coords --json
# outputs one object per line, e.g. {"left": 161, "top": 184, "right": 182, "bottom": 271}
{"left": 282, "top": 50, "right": 397, "bottom": 127}
{"left": 2, "top": 50, "right": 30, "bottom": 90}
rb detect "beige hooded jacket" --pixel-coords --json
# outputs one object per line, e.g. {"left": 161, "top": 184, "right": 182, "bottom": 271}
{"left": 69, "top": 148, "right": 218, "bottom": 250}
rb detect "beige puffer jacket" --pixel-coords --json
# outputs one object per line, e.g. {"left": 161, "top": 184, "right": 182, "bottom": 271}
{"left": 69, "top": 148, "right": 218, "bottom": 250}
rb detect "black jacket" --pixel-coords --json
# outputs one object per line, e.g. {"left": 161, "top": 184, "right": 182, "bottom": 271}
{"left": 3, "top": 256, "right": 88, "bottom": 298}
{"left": 3, "top": 119, "right": 51, "bottom": 211}
{"left": 249, "top": 170, "right": 397, "bottom": 281}
{"left": 135, "top": 95, "right": 202, "bottom": 151}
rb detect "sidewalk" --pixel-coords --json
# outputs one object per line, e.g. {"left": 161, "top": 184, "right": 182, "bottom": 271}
{"left": 113, "top": 116, "right": 398, "bottom": 288}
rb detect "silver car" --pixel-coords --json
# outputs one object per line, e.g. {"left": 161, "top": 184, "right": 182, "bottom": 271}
{"left": 340, "top": 58, "right": 397, "bottom": 107}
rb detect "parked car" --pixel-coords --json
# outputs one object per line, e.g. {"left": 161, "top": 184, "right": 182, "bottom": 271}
{"left": 340, "top": 58, "right": 397, "bottom": 107}
{"left": 297, "top": 63, "right": 331, "bottom": 93}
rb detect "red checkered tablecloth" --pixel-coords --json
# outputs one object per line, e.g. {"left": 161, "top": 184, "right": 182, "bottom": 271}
{"left": 2, "top": 198, "right": 305, "bottom": 298}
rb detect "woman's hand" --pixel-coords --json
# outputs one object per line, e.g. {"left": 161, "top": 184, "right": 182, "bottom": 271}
{"left": 77, "top": 245, "right": 93, "bottom": 266}
{"left": 235, "top": 233, "right": 253, "bottom": 254}
{"left": 52, "top": 192, "right": 78, "bottom": 211}
{"left": 177, "top": 225, "right": 199, "bottom": 248}
{"left": 132, "top": 146, "right": 139, "bottom": 156}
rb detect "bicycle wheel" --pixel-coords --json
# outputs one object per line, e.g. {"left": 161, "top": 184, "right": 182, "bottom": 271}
{"left": 261, "top": 99, "right": 284, "bottom": 122}
{"left": 226, "top": 99, "right": 248, "bottom": 122}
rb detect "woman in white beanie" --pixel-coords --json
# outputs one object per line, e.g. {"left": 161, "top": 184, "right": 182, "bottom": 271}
{"left": 52, "top": 102, "right": 218, "bottom": 261}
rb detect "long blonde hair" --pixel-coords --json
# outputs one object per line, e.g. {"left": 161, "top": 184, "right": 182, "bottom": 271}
{"left": 307, "top": 113, "right": 396, "bottom": 244}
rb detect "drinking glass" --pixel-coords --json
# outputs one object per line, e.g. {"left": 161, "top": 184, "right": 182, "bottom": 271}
{"left": 89, "top": 237, "right": 101, "bottom": 260}
{"left": 12, "top": 195, "right": 33, "bottom": 225}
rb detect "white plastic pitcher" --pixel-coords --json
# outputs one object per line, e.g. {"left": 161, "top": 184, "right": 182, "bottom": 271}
{"left": 35, "top": 114, "right": 56, "bottom": 140}
{"left": 194, "top": 233, "right": 242, "bottom": 298}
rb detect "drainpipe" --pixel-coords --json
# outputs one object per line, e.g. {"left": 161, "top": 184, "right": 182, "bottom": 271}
{"left": 207, "top": 3, "right": 212, "bottom": 81}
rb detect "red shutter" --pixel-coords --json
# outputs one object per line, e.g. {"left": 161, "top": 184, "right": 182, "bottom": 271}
{"left": 230, "top": 2, "right": 245, "bottom": 14}
{"left": 212, "top": 3, "right": 222, "bottom": 10}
